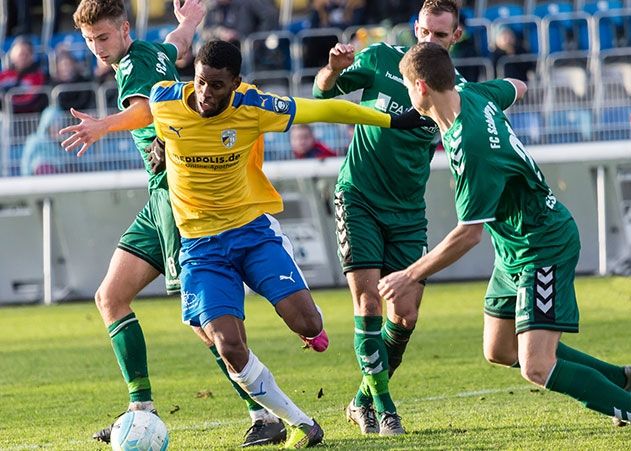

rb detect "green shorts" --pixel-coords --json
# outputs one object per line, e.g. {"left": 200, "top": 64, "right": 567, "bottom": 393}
{"left": 118, "top": 187, "right": 181, "bottom": 294}
{"left": 484, "top": 253, "right": 580, "bottom": 334}
{"left": 333, "top": 190, "right": 428, "bottom": 274}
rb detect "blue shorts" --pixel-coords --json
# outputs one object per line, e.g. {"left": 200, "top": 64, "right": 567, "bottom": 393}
{"left": 179, "top": 214, "right": 309, "bottom": 328}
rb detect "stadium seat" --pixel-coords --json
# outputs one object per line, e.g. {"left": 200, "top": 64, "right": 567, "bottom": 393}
{"left": 264, "top": 132, "right": 291, "bottom": 161}
{"left": 466, "top": 18, "right": 492, "bottom": 57}
{"left": 546, "top": 109, "right": 592, "bottom": 143}
{"left": 508, "top": 111, "right": 543, "bottom": 145}
{"left": 484, "top": 4, "right": 525, "bottom": 22}
{"left": 592, "top": 9, "right": 631, "bottom": 50}
{"left": 532, "top": 1, "right": 574, "bottom": 18}
{"left": 598, "top": 106, "right": 631, "bottom": 140}
{"left": 295, "top": 28, "right": 343, "bottom": 70}
{"left": 242, "top": 31, "right": 293, "bottom": 74}
{"left": 493, "top": 17, "right": 542, "bottom": 54}
{"left": 543, "top": 12, "right": 591, "bottom": 54}
{"left": 145, "top": 24, "right": 176, "bottom": 44}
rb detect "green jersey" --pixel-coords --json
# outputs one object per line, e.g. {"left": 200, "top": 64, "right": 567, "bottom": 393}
{"left": 115, "top": 40, "right": 179, "bottom": 191}
{"left": 443, "top": 80, "right": 580, "bottom": 272}
{"left": 313, "top": 42, "right": 465, "bottom": 212}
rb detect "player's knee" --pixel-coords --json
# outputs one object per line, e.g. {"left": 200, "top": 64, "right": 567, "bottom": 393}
{"left": 215, "top": 337, "right": 249, "bottom": 371}
{"left": 357, "top": 293, "right": 382, "bottom": 316}
{"left": 483, "top": 347, "right": 517, "bottom": 366}
{"left": 519, "top": 358, "right": 555, "bottom": 386}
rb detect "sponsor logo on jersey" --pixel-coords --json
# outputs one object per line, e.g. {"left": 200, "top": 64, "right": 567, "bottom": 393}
{"left": 385, "top": 71, "right": 404, "bottom": 85}
{"left": 173, "top": 152, "right": 241, "bottom": 164}
{"left": 221, "top": 129, "right": 237, "bottom": 148}
{"left": 169, "top": 125, "right": 183, "bottom": 137}
{"left": 375, "top": 93, "right": 391, "bottom": 112}
{"left": 273, "top": 97, "right": 290, "bottom": 114}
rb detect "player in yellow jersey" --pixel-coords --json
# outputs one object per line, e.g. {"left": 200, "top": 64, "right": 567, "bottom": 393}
{"left": 148, "top": 40, "right": 432, "bottom": 448}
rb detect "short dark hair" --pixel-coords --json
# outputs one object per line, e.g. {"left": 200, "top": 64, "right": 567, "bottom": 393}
{"left": 399, "top": 42, "right": 455, "bottom": 92}
{"left": 420, "top": 0, "right": 460, "bottom": 30}
{"left": 73, "top": 0, "right": 126, "bottom": 27}
{"left": 195, "top": 40, "right": 242, "bottom": 77}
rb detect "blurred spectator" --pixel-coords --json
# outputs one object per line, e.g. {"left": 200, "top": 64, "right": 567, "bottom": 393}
{"left": 290, "top": 124, "right": 337, "bottom": 159}
{"left": 201, "top": 0, "right": 279, "bottom": 47}
{"left": 20, "top": 106, "right": 73, "bottom": 175}
{"left": 0, "top": 37, "right": 48, "bottom": 113}
{"left": 52, "top": 48, "right": 94, "bottom": 111}
{"left": 308, "top": 0, "right": 366, "bottom": 29}
{"left": 450, "top": 15, "right": 481, "bottom": 82}
{"left": 491, "top": 26, "right": 534, "bottom": 81}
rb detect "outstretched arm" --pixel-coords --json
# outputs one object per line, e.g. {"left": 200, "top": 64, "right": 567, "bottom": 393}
{"left": 164, "top": 0, "right": 205, "bottom": 58}
{"left": 58, "top": 97, "right": 152, "bottom": 156}
{"left": 293, "top": 97, "right": 434, "bottom": 129}
{"left": 314, "top": 43, "right": 355, "bottom": 92}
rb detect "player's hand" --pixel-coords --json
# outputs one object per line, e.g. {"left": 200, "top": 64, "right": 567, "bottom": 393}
{"left": 173, "top": 0, "right": 204, "bottom": 28}
{"left": 327, "top": 43, "right": 355, "bottom": 73}
{"left": 378, "top": 270, "right": 418, "bottom": 304}
{"left": 389, "top": 109, "right": 437, "bottom": 130}
{"left": 144, "top": 137, "right": 166, "bottom": 174}
{"left": 58, "top": 108, "right": 107, "bottom": 157}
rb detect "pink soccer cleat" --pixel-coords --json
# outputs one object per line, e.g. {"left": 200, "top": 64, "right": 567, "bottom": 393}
{"left": 300, "top": 329, "right": 329, "bottom": 352}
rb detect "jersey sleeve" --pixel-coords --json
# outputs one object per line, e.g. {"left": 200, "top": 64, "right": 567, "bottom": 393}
{"left": 312, "top": 45, "right": 377, "bottom": 99}
{"left": 241, "top": 88, "right": 296, "bottom": 133}
{"left": 154, "top": 42, "right": 178, "bottom": 63}
{"left": 462, "top": 80, "right": 518, "bottom": 111}
{"left": 119, "top": 42, "right": 176, "bottom": 108}
{"left": 453, "top": 146, "right": 505, "bottom": 224}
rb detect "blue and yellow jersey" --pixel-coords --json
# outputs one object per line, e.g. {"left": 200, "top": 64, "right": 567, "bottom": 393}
{"left": 149, "top": 81, "right": 297, "bottom": 238}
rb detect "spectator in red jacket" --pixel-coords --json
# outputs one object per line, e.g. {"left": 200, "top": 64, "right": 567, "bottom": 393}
{"left": 290, "top": 124, "right": 337, "bottom": 159}
{"left": 0, "top": 36, "right": 47, "bottom": 113}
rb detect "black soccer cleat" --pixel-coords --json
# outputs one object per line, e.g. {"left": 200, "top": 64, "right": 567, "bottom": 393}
{"left": 241, "top": 419, "right": 287, "bottom": 447}
{"left": 92, "top": 409, "right": 159, "bottom": 444}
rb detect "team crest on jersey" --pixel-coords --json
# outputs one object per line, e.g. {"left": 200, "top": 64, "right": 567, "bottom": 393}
{"left": 273, "top": 97, "right": 290, "bottom": 114}
{"left": 221, "top": 129, "right": 237, "bottom": 148}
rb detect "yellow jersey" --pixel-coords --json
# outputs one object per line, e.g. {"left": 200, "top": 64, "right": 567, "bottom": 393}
{"left": 149, "top": 79, "right": 398, "bottom": 237}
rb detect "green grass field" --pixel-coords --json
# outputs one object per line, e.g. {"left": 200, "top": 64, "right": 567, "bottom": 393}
{"left": 1, "top": 276, "right": 631, "bottom": 450}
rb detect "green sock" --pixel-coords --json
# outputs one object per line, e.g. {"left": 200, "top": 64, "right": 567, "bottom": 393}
{"left": 546, "top": 359, "right": 631, "bottom": 419}
{"left": 209, "top": 345, "right": 263, "bottom": 412}
{"left": 354, "top": 316, "right": 396, "bottom": 414}
{"left": 556, "top": 342, "right": 626, "bottom": 388}
{"left": 382, "top": 318, "right": 414, "bottom": 378}
{"left": 108, "top": 312, "right": 151, "bottom": 403}
{"left": 354, "top": 378, "right": 371, "bottom": 408}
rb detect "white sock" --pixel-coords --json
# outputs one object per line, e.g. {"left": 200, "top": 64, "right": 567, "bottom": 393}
{"left": 229, "top": 350, "right": 312, "bottom": 427}
{"left": 249, "top": 408, "right": 280, "bottom": 424}
{"left": 128, "top": 401, "right": 155, "bottom": 411}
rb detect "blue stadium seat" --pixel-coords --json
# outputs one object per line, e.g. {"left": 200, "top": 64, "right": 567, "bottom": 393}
{"left": 49, "top": 31, "right": 85, "bottom": 50}
{"left": 508, "top": 111, "right": 543, "bottom": 145}
{"left": 533, "top": 2, "right": 574, "bottom": 18}
{"left": 582, "top": 0, "right": 623, "bottom": 15}
{"left": 598, "top": 106, "right": 631, "bottom": 140}
{"left": 545, "top": 13, "right": 591, "bottom": 53}
{"left": 145, "top": 24, "right": 176, "bottom": 43}
{"left": 484, "top": 4, "right": 525, "bottom": 22}
{"left": 264, "top": 132, "right": 291, "bottom": 161}
{"left": 546, "top": 109, "right": 592, "bottom": 143}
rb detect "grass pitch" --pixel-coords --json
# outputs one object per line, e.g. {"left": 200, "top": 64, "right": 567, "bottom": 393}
{"left": 1, "top": 276, "right": 631, "bottom": 450}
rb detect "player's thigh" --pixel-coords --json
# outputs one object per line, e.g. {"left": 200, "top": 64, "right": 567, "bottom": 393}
{"left": 346, "top": 268, "right": 383, "bottom": 316}
{"left": 334, "top": 190, "right": 384, "bottom": 273}
{"left": 96, "top": 248, "right": 160, "bottom": 323}
{"left": 483, "top": 314, "right": 518, "bottom": 365}
{"left": 239, "top": 215, "right": 309, "bottom": 307}
{"left": 179, "top": 237, "right": 246, "bottom": 329}
{"left": 148, "top": 188, "right": 181, "bottom": 295}
{"left": 514, "top": 255, "right": 580, "bottom": 335}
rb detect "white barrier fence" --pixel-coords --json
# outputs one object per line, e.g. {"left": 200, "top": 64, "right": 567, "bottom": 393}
{"left": 0, "top": 141, "right": 630, "bottom": 305}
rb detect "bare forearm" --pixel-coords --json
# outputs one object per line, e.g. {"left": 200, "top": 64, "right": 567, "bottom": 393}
{"left": 315, "top": 65, "right": 342, "bottom": 92}
{"left": 406, "top": 224, "right": 482, "bottom": 281}
{"left": 165, "top": 20, "right": 197, "bottom": 59}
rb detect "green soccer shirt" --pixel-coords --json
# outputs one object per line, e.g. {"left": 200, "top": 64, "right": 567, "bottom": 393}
{"left": 442, "top": 80, "right": 580, "bottom": 272}
{"left": 313, "top": 43, "right": 465, "bottom": 212}
{"left": 115, "top": 40, "right": 179, "bottom": 191}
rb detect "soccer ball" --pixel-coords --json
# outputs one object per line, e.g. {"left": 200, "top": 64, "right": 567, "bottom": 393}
{"left": 110, "top": 410, "right": 169, "bottom": 451}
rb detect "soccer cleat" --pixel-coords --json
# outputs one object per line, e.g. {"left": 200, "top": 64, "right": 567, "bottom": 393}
{"left": 241, "top": 419, "right": 287, "bottom": 447}
{"left": 283, "top": 419, "right": 324, "bottom": 448}
{"left": 92, "top": 407, "right": 159, "bottom": 444}
{"left": 300, "top": 329, "right": 329, "bottom": 352}
{"left": 612, "top": 366, "right": 631, "bottom": 427}
{"left": 378, "top": 412, "right": 405, "bottom": 436}
{"left": 345, "top": 400, "right": 379, "bottom": 434}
